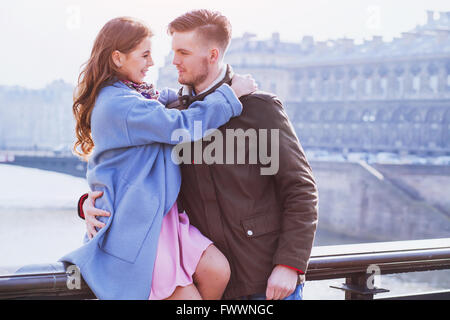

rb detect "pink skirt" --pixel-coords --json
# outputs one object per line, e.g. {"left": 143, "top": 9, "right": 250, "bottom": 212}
{"left": 148, "top": 202, "right": 213, "bottom": 300}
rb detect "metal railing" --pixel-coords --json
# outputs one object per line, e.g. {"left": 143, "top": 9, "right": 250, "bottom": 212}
{"left": 307, "top": 237, "right": 450, "bottom": 299}
{"left": 1, "top": 238, "right": 449, "bottom": 300}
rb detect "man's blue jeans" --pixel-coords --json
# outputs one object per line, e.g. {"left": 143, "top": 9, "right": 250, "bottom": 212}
{"left": 234, "top": 283, "right": 304, "bottom": 300}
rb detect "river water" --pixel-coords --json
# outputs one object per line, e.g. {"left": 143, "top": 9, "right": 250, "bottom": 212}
{"left": 0, "top": 164, "right": 448, "bottom": 299}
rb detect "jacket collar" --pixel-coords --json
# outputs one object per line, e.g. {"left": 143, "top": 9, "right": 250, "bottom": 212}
{"left": 178, "top": 64, "right": 234, "bottom": 108}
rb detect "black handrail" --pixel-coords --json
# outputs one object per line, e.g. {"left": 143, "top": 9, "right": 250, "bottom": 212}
{"left": 1, "top": 238, "right": 449, "bottom": 300}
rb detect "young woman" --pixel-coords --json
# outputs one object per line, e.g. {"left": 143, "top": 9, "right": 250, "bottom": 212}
{"left": 60, "top": 17, "right": 256, "bottom": 300}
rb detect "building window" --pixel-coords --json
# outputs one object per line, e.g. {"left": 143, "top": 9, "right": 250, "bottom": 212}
{"left": 350, "top": 79, "right": 357, "bottom": 95}
{"left": 365, "top": 79, "right": 372, "bottom": 96}
{"left": 430, "top": 75, "right": 438, "bottom": 93}
{"left": 413, "top": 76, "right": 420, "bottom": 92}
{"left": 380, "top": 78, "right": 387, "bottom": 96}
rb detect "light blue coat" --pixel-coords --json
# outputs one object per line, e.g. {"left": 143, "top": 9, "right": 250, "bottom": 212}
{"left": 59, "top": 81, "right": 242, "bottom": 299}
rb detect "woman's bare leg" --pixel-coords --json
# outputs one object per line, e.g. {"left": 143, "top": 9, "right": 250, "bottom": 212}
{"left": 164, "top": 284, "right": 202, "bottom": 300}
{"left": 193, "top": 244, "right": 231, "bottom": 300}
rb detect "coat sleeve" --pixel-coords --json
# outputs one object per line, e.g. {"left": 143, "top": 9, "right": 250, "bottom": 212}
{"left": 126, "top": 84, "right": 242, "bottom": 146}
{"left": 157, "top": 87, "right": 179, "bottom": 106}
{"left": 247, "top": 95, "right": 319, "bottom": 273}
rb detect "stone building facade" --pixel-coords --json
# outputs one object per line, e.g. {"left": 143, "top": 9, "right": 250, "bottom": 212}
{"left": 0, "top": 80, "right": 75, "bottom": 151}
{"left": 157, "top": 11, "right": 450, "bottom": 155}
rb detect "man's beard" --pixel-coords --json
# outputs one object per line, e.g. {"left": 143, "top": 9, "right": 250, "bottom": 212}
{"left": 179, "top": 58, "right": 209, "bottom": 89}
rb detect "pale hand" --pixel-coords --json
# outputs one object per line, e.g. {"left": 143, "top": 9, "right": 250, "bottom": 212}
{"left": 230, "top": 73, "right": 258, "bottom": 98}
{"left": 265, "top": 265, "right": 299, "bottom": 300}
{"left": 83, "top": 191, "right": 111, "bottom": 239}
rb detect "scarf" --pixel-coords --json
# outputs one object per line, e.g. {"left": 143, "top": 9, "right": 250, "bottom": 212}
{"left": 121, "top": 80, "right": 160, "bottom": 100}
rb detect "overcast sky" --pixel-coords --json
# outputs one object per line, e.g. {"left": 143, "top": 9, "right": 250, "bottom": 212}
{"left": 1, "top": 0, "right": 449, "bottom": 89}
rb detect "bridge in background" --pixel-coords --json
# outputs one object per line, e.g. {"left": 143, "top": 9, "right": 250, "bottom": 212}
{"left": 2, "top": 151, "right": 449, "bottom": 242}
{"left": 0, "top": 150, "right": 86, "bottom": 178}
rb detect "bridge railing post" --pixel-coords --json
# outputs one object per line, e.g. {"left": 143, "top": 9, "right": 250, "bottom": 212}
{"left": 330, "top": 273, "right": 390, "bottom": 300}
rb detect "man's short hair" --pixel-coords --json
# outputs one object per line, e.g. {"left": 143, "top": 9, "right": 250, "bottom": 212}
{"left": 168, "top": 9, "right": 232, "bottom": 54}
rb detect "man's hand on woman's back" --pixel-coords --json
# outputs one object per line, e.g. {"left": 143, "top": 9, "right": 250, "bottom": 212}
{"left": 83, "top": 191, "right": 110, "bottom": 239}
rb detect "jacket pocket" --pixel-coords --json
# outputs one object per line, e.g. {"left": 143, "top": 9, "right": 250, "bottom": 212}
{"left": 100, "top": 182, "right": 160, "bottom": 263}
{"left": 240, "top": 209, "right": 281, "bottom": 238}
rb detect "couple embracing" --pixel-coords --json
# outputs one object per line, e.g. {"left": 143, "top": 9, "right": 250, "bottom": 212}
{"left": 61, "top": 9, "right": 318, "bottom": 301}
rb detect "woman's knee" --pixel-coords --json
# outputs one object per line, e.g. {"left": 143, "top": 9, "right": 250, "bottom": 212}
{"left": 197, "top": 245, "right": 231, "bottom": 284}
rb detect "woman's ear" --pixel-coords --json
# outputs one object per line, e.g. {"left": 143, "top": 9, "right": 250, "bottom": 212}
{"left": 112, "top": 50, "right": 123, "bottom": 68}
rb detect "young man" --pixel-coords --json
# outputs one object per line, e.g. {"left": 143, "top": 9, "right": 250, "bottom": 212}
{"left": 79, "top": 9, "right": 318, "bottom": 300}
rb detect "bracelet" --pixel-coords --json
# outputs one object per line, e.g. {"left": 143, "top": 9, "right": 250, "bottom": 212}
{"left": 77, "top": 193, "right": 89, "bottom": 220}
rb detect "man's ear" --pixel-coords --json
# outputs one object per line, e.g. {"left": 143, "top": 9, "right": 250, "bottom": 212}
{"left": 112, "top": 50, "right": 123, "bottom": 68}
{"left": 209, "top": 47, "right": 220, "bottom": 64}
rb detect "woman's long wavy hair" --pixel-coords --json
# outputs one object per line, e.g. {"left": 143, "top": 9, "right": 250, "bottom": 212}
{"left": 73, "top": 17, "right": 152, "bottom": 161}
